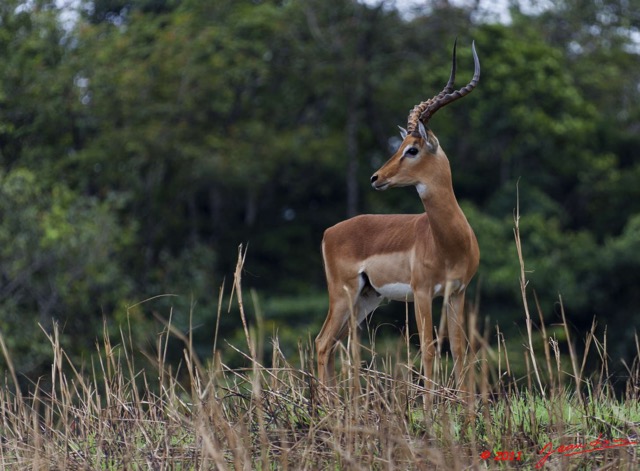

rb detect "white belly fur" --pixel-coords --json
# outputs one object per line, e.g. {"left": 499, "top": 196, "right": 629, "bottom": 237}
{"left": 371, "top": 280, "right": 464, "bottom": 302}
{"left": 373, "top": 282, "right": 414, "bottom": 302}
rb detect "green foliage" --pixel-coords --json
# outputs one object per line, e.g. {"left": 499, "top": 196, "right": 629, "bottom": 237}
{"left": 459, "top": 23, "right": 599, "bottom": 210}
{"left": 0, "top": 168, "right": 132, "bottom": 374}
{"left": 587, "top": 214, "right": 640, "bottom": 359}
{"left": 1, "top": 0, "right": 639, "bottom": 380}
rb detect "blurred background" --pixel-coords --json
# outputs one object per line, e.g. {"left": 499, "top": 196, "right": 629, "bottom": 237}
{"left": 1, "top": 0, "right": 639, "bottom": 385}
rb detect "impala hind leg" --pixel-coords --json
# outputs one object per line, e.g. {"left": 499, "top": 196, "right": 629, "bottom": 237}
{"left": 316, "top": 277, "right": 381, "bottom": 385}
{"left": 316, "top": 294, "right": 353, "bottom": 385}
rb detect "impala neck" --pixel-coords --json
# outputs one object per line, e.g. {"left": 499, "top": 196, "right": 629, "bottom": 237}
{"left": 416, "top": 175, "right": 471, "bottom": 251}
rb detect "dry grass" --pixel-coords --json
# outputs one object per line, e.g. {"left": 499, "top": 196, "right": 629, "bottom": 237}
{"left": 1, "top": 242, "right": 639, "bottom": 470}
{"left": 0, "top": 310, "right": 638, "bottom": 470}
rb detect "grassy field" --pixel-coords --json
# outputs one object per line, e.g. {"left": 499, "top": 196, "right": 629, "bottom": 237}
{"left": 0, "top": 243, "right": 639, "bottom": 469}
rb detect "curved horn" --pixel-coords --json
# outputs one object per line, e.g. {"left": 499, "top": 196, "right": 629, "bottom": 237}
{"left": 442, "top": 37, "right": 458, "bottom": 96}
{"left": 406, "top": 40, "right": 480, "bottom": 134}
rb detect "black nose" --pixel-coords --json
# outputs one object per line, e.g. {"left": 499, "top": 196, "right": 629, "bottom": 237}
{"left": 370, "top": 174, "right": 378, "bottom": 184}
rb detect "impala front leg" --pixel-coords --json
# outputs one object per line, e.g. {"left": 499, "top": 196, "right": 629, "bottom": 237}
{"left": 445, "top": 286, "right": 468, "bottom": 386}
{"left": 413, "top": 289, "right": 435, "bottom": 384}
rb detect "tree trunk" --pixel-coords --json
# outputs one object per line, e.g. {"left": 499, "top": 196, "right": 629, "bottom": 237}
{"left": 346, "top": 103, "right": 359, "bottom": 218}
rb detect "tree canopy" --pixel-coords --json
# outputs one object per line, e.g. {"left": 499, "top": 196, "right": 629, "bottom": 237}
{"left": 1, "top": 0, "right": 639, "bottom": 380}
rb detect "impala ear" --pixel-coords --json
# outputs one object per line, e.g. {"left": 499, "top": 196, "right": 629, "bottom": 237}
{"left": 418, "top": 121, "right": 439, "bottom": 153}
{"left": 418, "top": 121, "right": 429, "bottom": 141}
{"left": 398, "top": 125, "right": 408, "bottom": 140}
{"left": 427, "top": 133, "right": 439, "bottom": 153}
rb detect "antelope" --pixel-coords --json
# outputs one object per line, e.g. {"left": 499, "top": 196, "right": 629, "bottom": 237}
{"left": 316, "top": 41, "right": 480, "bottom": 387}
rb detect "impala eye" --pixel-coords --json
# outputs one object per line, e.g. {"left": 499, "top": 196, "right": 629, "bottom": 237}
{"left": 406, "top": 147, "right": 419, "bottom": 156}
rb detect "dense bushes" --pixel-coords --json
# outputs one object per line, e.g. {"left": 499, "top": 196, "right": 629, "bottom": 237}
{"left": 1, "top": 0, "right": 639, "bottom": 378}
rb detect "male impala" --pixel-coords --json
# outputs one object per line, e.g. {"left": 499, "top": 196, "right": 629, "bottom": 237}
{"left": 316, "top": 41, "right": 480, "bottom": 386}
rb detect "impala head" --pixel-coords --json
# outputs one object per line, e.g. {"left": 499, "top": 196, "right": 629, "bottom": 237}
{"left": 370, "top": 40, "right": 480, "bottom": 195}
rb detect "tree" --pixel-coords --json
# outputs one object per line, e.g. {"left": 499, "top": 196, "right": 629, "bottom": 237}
{"left": 0, "top": 0, "right": 78, "bottom": 173}
{"left": 2, "top": 0, "right": 639, "bottom": 376}
{"left": 0, "top": 169, "right": 132, "bottom": 377}
{"left": 520, "top": 0, "right": 640, "bottom": 237}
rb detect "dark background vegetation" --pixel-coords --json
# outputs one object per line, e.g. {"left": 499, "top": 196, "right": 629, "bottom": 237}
{"left": 1, "top": 0, "right": 639, "bottom": 384}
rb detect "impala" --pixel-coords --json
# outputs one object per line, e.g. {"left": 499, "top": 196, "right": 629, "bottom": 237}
{"left": 316, "top": 41, "right": 480, "bottom": 386}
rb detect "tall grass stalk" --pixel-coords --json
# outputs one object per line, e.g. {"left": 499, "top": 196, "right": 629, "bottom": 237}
{"left": 0, "top": 246, "right": 639, "bottom": 468}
